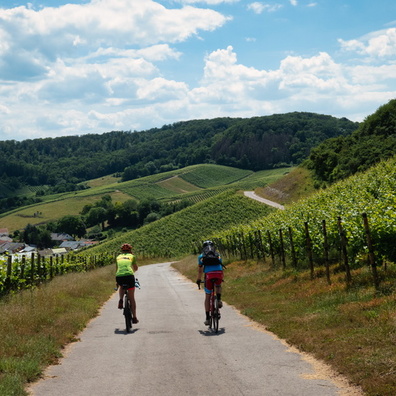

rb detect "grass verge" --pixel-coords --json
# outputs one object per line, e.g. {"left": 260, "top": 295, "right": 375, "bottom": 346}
{"left": 0, "top": 265, "right": 117, "bottom": 396}
{"left": 173, "top": 256, "right": 396, "bottom": 396}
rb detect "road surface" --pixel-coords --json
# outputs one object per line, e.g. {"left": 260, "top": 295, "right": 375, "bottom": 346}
{"left": 244, "top": 191, "right": 285, "bottom": 210}
{"left": 29, "top": 263, "right": 360, "bottom": 396}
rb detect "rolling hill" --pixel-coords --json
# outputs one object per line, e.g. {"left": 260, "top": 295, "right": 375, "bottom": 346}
{"left": 0, "top": 164, "right": 292, "bottom": 234}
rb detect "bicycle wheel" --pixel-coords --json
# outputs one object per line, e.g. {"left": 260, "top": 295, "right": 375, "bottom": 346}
{"left": 213, "top": 297, "right": 219, "bottom": 333}
{"left": 124, "top": 296, "right": 132, "bottom": 332}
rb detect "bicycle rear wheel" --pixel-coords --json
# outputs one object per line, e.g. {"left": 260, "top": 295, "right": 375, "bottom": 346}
{"left": 124, "top": 296, "right": 132, "bottom": 332}
{"left": 213, "top": 297, "right": 219, "bottom": 333}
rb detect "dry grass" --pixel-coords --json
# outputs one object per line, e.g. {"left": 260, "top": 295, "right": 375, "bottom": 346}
{"left": 256, "top": 167, "right": 316, "bottom": 205}
{"left": 173, "top": 256, "right": 396, "bottom": 396}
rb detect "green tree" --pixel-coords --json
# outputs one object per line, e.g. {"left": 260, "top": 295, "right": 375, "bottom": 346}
{"left": 57, "top": 215, "right": 86, "bottom": 238}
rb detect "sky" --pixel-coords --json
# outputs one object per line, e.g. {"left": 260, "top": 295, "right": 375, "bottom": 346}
{"left": 0, "top": 0, "right": 396, "bottom": 141}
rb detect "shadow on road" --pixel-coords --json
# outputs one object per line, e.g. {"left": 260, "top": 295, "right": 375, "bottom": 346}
{"left": 198, "top": 327, "right": 225, "bottom": 336}
{"left": 114, "top": 328, "right": 139, "bottom": 335}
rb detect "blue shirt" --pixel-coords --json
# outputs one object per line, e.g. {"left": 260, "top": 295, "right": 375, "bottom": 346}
{"left": 198, "top": 253, "right": 223, "bottom": 273}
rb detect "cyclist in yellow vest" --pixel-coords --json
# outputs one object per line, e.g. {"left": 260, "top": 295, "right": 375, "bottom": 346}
{"left": 116, "top": 243, "right": 139, "bottom": 323}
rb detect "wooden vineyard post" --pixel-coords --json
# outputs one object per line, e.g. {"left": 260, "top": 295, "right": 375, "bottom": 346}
{"left": 21, "top": 256, "right": 26, "bottom": 282}
{"left": 49, "top": 256, "right": 54, "bottom": 279}
{"left": 304, "top": 222, "right": 314, "bottom": 280}
{"left": 362, "top": 213, "right": 380, "bottom": 290}
{"left": 5, "top": 255, "right": 12, "bottom": 291}
{"left": 30, "top": 253, "right": 35, "bottom": 285}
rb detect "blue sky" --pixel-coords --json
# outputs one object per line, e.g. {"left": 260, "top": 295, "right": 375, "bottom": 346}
{"left": 0, "top": 0, "right": 395, "bottom": 141}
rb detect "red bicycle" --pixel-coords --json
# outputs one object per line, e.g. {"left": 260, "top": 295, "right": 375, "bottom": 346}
{"left": 197, "top": 278, "right": 221, "bottom": 333}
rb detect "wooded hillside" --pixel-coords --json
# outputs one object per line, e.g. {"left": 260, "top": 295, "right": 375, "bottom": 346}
{"left": 307, "top": 99, "right": 396, "bottom": 183}
{"left": 0, "top": 112, "right": 358, "bottom": 199}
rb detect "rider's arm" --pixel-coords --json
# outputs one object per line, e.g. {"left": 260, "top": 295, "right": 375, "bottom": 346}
{"left": 132, "top": 255, "right": 138, "bottom": 272}
{"left": 197, "top": 264, "right": 203, "bottom": 282}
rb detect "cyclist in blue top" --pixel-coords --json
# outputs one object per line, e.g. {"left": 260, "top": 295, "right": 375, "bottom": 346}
{"left": 196, "top": 240, "right": 224, "bottom": 325}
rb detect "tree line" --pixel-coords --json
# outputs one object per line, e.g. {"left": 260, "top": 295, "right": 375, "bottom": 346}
{"left": 15, "top": 195, "right": 191, "bottom": 247}
{"left": 0, "top": 113, "right": 358, "bottom": 206}
{"left": 307, "top": 99, "right": 396, "bottom": 185}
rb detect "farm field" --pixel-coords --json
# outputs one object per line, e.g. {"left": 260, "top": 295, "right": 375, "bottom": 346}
{"left": 0, "top": 191, "right": 132, "bottom": 233}
{"left": 0, "top": 165, "right": 291, "bottom": 233}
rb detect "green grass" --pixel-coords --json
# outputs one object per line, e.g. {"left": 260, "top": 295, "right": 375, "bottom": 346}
{"left": 0, "top": 191, "right": 132, "bottom": 233}
{"left": 173, "top": 256, "right": 396, "bottom": 396}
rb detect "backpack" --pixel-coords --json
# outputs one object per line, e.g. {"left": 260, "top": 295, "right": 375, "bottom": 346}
{"left": 202, "top": 243, "right": 221, "bottom": 266}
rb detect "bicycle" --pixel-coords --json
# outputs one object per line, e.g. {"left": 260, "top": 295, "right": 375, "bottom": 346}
{"left": 116, "top": 278, "right": 140, "bottom": 333}
{"left": 197, "top": 278, "right": 221, "bottom": 333}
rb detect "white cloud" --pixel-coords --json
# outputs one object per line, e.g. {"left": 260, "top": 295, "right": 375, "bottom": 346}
{"left": 247, "top": 2, "right": 283, "bottom": 14}
{"left": 339, "top": 28, "right": 396, "bottom": 58}
{"left": 0, "top": 1, "right": 395, "bottom": 140}
{"left": 177, "top": 0, "right": 238, "bottom": 4}
{"left": 0, "top": 0, "right": 229, "bottom": 81}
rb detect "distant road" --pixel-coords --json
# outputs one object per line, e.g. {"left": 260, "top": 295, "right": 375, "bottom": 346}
{"left": 29, "top": 263, "right": 361, "bottom": 396}
{"left": 244, "top": 191, "right": 285, "bottom": 210}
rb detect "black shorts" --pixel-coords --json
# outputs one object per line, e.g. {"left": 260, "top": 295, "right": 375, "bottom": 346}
{"left": 116, "top": 275, "right": 136, "bottom": 290}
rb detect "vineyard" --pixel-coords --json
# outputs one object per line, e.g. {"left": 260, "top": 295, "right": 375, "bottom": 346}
{"left": 81, "top": 190, "right": 274, "bottom": 258}
{"left": 0, "top": 252, "right": 114, "bottom": 296}
{"left": 208, "top": 157, "right": 396, "bottom": 289}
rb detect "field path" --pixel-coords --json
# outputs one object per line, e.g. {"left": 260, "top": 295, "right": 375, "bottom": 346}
{"left": 244, "top": 191, "right": 285, "bottom": 210}
{"left": 29, "top": 263, "right": 361, "bottom": 396}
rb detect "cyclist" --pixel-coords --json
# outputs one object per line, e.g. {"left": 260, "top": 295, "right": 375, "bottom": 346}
{"left": 196, "top": 240, "right": 224, "bottom": 325}
{"left": 116, "top": 243, "right": 139, "bottom": 324}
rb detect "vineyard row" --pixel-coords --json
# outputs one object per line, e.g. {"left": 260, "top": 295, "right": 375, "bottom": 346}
{"left": 0, "top": 252, "right": 114, "bottom": 296}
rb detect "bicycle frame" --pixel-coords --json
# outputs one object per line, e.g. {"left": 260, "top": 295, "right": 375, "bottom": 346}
{"left": 198, "top": 277, "right": 220, "bottom": 333}
{"left": 121, "top": 284, "right": 133, "bottom": 333}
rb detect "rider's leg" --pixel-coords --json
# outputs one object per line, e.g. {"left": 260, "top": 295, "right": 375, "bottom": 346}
{"left": 204, "top": 293, "right": 211, "bottom": 324}
{"left": 216, "top": 285, "right": 222, "bottom": 308}
{"left": 118, "top": 286, "right": 123, "bottom": 309}
{"left": 127, "top": 288, "right": 138, "bottom": 323}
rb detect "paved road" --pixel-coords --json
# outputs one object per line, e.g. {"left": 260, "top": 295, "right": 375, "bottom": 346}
{"left": 244, "top": 191, "right": 285, "bottom": 210}
{"left": 29, "top": 263, "right": 359, "bottom": 396}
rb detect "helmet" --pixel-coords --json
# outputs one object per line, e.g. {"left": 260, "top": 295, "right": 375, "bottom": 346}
{"left": 121, "top": 243, "right": 132, "bottom": 252}
{"left": 203, "top": 240, "right": 213, "bottom": 248}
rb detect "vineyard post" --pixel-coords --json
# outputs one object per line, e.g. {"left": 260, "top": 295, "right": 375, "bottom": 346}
{"left": 42, "top": 256, "right": 47, "bottom": 280}
{"left": 267, "top": 230, "right": 275, "bottom": 268}
{"left": 21, "top": 256, "right": 26, "bottom": 282}
{"left": 337, "top": 217, "right": 352, "bottom": 285}
{"left": 37, "top": 253, "right": 41, "bottom": 281}
{"left": 288, "top": 227, "right": 297, "bottom": 268}
{"left": 55, "top": 255, "right": 59, "bottom": 275}
{"left": 30, "top": 253, "right": 35, "bottom": 284}
{"left": 362, "top": 213, "right": 380, "bottom": 290}
{"left": 279, "top": 229, "right": 286, "bottom": 270}
{"left": 49, "top": 256, "right": 54, "bottom": 279}
{"left": 322, "top": 220, "right": 331, "bottom": 285}
{"left": 5, "top": 255, "right": 12, "bottom": 290}
{"left": 304, "top": 222, "right": 314, "bottom": 280}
